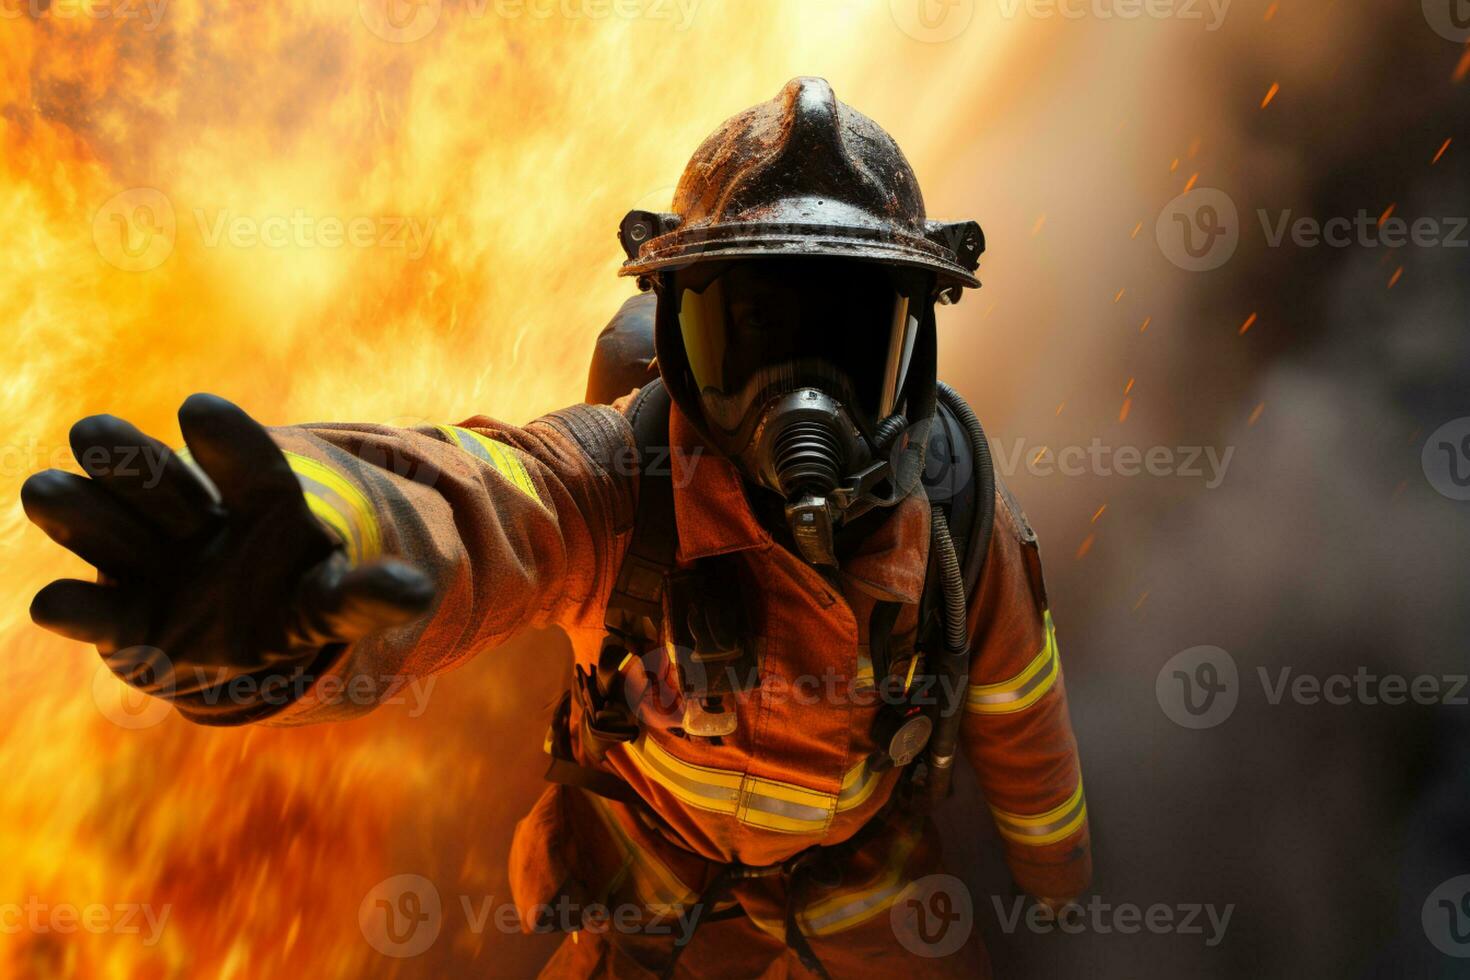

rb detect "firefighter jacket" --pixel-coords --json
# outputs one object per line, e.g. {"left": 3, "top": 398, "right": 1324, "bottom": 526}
{"left": 176, "top": 396, "right": 1092, "bottom": 914}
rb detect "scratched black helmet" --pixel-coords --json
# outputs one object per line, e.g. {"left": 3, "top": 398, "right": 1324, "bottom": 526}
{"left": 618, "top": 76, "right": 983, "bottom": 292}
{"left": 615, "top": 77, "right": 985, "bottom": 565}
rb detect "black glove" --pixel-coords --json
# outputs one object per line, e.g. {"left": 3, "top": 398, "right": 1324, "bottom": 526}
{"left": 22, "top": 393, "right": 435, "bottom": 718}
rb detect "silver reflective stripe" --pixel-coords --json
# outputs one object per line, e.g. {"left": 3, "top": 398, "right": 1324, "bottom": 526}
{"left": 1003, "top": 792, "right": 1084, "bottom": 839}
{"left": 837, "top": 765, "right": 880, "bottom": 805}
{"left": 803, "top": 879, "right": 908, "bottom": 934}
{"left": 967, "top": 612, "right": 1060, "bottom": 715}
{"left": 969, "top": 651, "right": 1057, "bottom": 707}
{"left": 991, "top": 781, "right": 1088, "bottom": 846}
{"left": 444, "top": 425, "right": 492, "bottom": 464}
{"left": 635, "top": 740, "right": 741, "bottom": 810}
{"left": 620, "top": 735, "right": 884, "bottom": 834}
{"left": 739, "top": 792, "right": 832, "bottom": 826}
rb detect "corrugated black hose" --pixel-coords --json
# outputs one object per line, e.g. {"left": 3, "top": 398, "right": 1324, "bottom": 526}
{"left": 924, "top": 382, "right": 996, "bottom": 806}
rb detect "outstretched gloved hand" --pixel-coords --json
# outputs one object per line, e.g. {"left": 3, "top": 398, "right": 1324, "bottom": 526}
{"left": 22, "top": 393, "right": 434, "bottom": 713}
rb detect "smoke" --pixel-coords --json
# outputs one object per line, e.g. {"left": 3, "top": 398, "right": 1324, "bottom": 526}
{"left": 952, "top": 1, "right": 1470, "bottom": 976}
{"left": 4, "top": 1, "right": 1466, "bottom": 976}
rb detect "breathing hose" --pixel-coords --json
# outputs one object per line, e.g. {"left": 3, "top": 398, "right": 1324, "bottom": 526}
{"left": 939, "top": 381, "right": 997, "bottom": 597}
{"left": 924, "top": 382, "right": 996, "bottom": 806}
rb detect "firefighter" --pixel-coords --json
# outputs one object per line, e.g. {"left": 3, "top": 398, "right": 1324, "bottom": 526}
{"left": 21, "top": 77, "right": 1090, "bottom": 977}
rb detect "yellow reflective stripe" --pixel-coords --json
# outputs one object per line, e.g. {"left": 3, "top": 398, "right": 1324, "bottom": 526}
{"left": 838, "top": 754, "right": 884, "bottom": 812}
{"left": 738, "top": 776, "right": 836, "bottom": 834}
{"left": 623, "top": 734, "right": 743, "bottom": 816}
{"left": 435, "top": 425, "right": 543, "bottom": 505}
{"left": 618, "top": 735, "right": 883, "bottom": 835}
{"left": 990, "top": 780, "right": 1087, "bottom": 846}
{"left": 175, "top": 446, "right": 380, "bottom": 562}
{"left": 586, "top": 795, "right": 697, "bottom": 913}
{"left": 797, "top": 828, "right": 921, "bottom": 935}
{"left": 967, "top": 611, "right": 1059, "bottom": 714}
{"left": 283, "top": 451, "right": 381, "bottom": 562}
{"left": 303, "top": 493, "right": 356, "bottom": 556}
{"left": 745, "top": 825, "right": 922, "bottom": 938}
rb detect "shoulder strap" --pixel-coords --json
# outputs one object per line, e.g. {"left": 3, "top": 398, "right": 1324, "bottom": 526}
{"left": 548, "top": 382, "right": 676, "bottom": 805}
{"left": 918, "top": 390, "right": 996, "bottom": 641}
{"left": 921, "top": 400, "right": 978, "bottom": 569}
{"left": 603, "top": 379, "right": 677, "bottom": 648}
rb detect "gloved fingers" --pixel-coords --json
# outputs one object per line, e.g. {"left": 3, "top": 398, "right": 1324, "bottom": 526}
{"left": 21, "top": 469, "right": 166, "bottom": 578}
{"left": 99, "top": 642, "right": 176, "bottom": 697}
{"left": 68, "top": 413, "right": 221, "bottom": 539}
{"left": 30, "top": 578, "right": 149, "bottom": 652}
{"left": 177, "top": 393, "right": 307, "bottom": 520}
{"left": 293, "top": 554, "right": 436, "bottom": 646}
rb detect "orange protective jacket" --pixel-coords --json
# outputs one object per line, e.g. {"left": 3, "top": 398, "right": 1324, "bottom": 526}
{"left": 191, "top": 395, "right": 1090, "bottom": 919}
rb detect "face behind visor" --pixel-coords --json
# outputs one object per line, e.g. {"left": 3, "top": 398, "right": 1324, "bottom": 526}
{"left": 658, "top": 257, "right": 934, "bottom": 566}
{"left": 670, "top": 256, "right": 928, "bottom": 467}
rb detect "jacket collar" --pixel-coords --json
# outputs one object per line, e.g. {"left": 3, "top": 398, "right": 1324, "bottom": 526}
{"left": 667, "top": 404, "right": 930, "bottom": 604}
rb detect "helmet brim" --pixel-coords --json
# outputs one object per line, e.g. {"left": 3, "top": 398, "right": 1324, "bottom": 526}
{"left": 619, "top": 223, "right": 981, "bottom": 290}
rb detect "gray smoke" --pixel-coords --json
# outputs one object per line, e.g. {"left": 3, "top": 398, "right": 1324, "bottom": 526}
{"left": 956, "top": 3, "right": 1470, "bottom": 977}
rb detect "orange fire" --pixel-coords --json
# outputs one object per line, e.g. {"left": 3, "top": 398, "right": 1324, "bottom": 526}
{"left": 0, "top": 2, "right": 1020, "bottom": 975}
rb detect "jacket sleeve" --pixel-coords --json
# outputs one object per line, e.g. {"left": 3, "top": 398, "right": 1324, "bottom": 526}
{"left": 175, "top": 404, "right": 636, "bottom": 727}
{"left": 958, "top": 483, "right": 1092, "bottom": 904}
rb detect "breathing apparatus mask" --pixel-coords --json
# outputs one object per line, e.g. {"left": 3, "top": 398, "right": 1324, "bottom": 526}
{"left": 659, "top": 257, "right": 935, "bottom": 567}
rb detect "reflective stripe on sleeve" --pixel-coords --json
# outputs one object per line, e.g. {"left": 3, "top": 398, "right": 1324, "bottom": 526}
{"left": 966, "top": 610, "right": 1059, "bottom": 715}
{"left": 435, "top": 425, "right": 543, "bottom": 505}
{"left": 989, "top": 779, "right": 1087, "bottom": 847}
{"left": 174, "top": 445, "right": 381, "bottom": 563}
{"left": 283, "top": 451, "right": 382, "bottom": 563}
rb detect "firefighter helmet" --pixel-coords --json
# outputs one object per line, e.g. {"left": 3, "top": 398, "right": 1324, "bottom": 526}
{"left": 614, "top": 77, "right": 985, "bottom": 566}
{"left": 618, "top": 76, "right": 983, "bottom": 293}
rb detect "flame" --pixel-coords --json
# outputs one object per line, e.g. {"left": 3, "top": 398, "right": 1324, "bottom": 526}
{"left": 0, "top": 2, "right": 1019, "bottom": 975}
